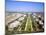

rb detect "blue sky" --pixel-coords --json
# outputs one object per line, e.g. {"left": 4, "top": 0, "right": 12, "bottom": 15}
{"left": 6, "top": 0, "right": 44, "bottom": 12}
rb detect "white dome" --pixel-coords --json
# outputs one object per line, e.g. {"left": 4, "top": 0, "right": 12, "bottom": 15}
{"left": 39, "top": 21, "right": 43, "bottom": 25}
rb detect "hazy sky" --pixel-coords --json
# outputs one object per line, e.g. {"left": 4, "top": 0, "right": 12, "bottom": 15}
{"left": 6, "top": 0, "right": 44, "bottom": 12}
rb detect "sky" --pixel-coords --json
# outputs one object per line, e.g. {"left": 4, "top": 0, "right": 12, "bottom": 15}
{"left": 5, "top": 0, "right": 44, "bottom": 12}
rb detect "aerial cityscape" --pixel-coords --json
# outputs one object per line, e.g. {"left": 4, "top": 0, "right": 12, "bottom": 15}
{"left": 5, "top": 0, "right": 44, "bottom": 35}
